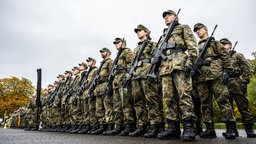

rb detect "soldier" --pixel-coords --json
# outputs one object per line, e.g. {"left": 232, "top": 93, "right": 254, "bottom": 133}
{"left": 90, "top": 48, "right": 113, "bottom": 134}
{"left": 40, "top": 88, "right": 50, "bottom": 131}
{"left": 59, "top": 71, "right": 73, "bottom": 132}
{"left": 127, "top": 24, "right": 162, "bottom": 138}
{"left": 149, "top": 10, "right": 198, "bottom": 141}
{"left": 65, "top": 66, "right": 81, "bottom": 132}
{"left": 220, "top": 38, "right": 256, "bottom": 138}
{"left": 84, "top": 57, "right": 99, "bottom": 134}
{"left": 52, "top": 74, "right": 65, "bottom": 132}
{"left": 69, "top": 62, "right": 89, "bottom": 133}
{"left": 78, "top": 61, "right": 97, "bottom": 134}
{"left": 193, "top": 23, "right": 236, "bottom": 139}
{"left": 106, "top": 38, "right": 134, "bottom": 135}
{"left": 24, "top": 95, "right": 37, "bottom": 131}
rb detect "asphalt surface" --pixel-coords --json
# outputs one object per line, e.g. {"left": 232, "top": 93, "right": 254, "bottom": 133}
{"left": 0, "top": 128, "right": 255, "bottom": 144}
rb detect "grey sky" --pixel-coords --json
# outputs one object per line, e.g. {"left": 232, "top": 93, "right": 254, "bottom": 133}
{"left": 0, "top": 0, "right": 255, "bottom": 88}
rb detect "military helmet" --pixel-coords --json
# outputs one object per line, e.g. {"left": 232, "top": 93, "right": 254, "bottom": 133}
{"left": 220, "top": 38, "right": 232, "bottom": 45}
{"left": 162, "top": 9, "right": 177, "bottom": 18}
{"left": 193, "top": 23, "right": 206, "bottom": 32}
{"left": 113, "top": 37, "right": 123, "bottom": 44}
{"left": 134, "top": 24, "right": 149, "bottom": 33}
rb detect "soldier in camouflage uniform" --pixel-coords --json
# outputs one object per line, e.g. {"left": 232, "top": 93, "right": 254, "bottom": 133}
{"left": 59, "top": 71, "right": 73, "bottom": 132}
{"left": 220, "top": 38, "right": 256, "bottom": 138}
{"left": 77, "top": 62, "right": 97, "bottom": 134}
{"left": 69, "top": 62, "right": 89, "bottom": 133}
{"left": 151, "top": 10, "right": 197, "bottom": 141}
{"left": 106, "top": 38, "right": 135, "bottom": 136}
{"left": 43, "top": 84, "right": 54, "bottom": 131}
{"left": 193, "top": 23, "right": 236, "bottom": 139}
{"left": 47, "top": 81, "right": 59, "bottom": 131}
{"left": 65, "top": 66, "right": 81, "bottom": 132}
{"left": 40, "top": 88, "right": 50, "bottom": 131}
{"left": 24, "top": 96, "right": 37, "bottom": 131}
{"left": 91, "top": 48, "right": 114, "bottom": 135}
{"left": 128, "top": 24, "right": 162, "bottom": 138}
{"left": 84, "top": 57, "right": 99, "bottom": 134}
{"left": 20, "top": 107, "right": 27, "bottom": 129}
{"left": 52, "top": 75, "right": 65, "bottom": 132}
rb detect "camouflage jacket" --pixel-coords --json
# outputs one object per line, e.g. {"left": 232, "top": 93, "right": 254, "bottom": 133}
{"left": 159, "top": 24, "right": 198, "bottom": 76}
{"left": 230, "top": 52, "right": 250, "bottom": 84}
{"left": 95, "top": 58, "right": 113, "bottom": 96}
{"left": 70, "top": 75, "right": 81, "bottom": 96}
{"left": 83, "top": 66, "right": 98, "bottom": 97}
{"left": 133, "top": 40, "right": 157, "bottom": 79}
{"left": 195, "top": 39, "right": 233, "bottom": 82}
{"left": 113, "top": 48, "right": 133, "bottom": 89}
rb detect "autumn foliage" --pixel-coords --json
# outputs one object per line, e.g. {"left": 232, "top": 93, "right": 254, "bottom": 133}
{"left": 0, "top": 77, "right": 35, "bottom": 117}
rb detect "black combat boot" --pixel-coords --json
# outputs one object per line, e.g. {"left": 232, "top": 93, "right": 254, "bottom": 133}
{"left": 245, "top": 123, "right": 256, "bottom": 138}
{"left": 88, "top": 125, "right": 98, "bottom": 134}
{"left": 69, "top": 125, "right": 79, "bottom": 133}
{"left": 129, "top": 125, "right": 147, "bottom": 137}
{"left": 31, "top": 126, "right": 38, "bottom": 131}
{"left": 107, "top": 125, "right": 123, "bottom": 135}
{"left": 24, "top": 126, "right": 32, "bottom": 131}
{"left": 119, "top": 123, "right": 134, "bottom": 136}
{"left": 199, "top": 122, "right": 217, "bottom": 138}
{"left": 144, "top": 124, "right": 160, "bottom": 138}
{"left": 222, "top": 122, "right": 239, "bottom": 137}
{"left": 69, "top": 125, "right": 82, "bottom": 133}
{"left": 60, "top": 125, "right": 70, "bottom": 132}
{"left": 65, "top": 125, "right": 74, "bottom": 132}
{"left": 91, "top": 124, "right": 106, "bottom": 135}
{"left": 223, "top": 121, "right": 236, "bottom": 139}
{"left": 195, "top": 121, "right": 203, "bottom": 135}
{"left": 78, "top": 125, "right": 91, "bottom": 134}
{"left": 102, "top": 124, "right": 114, "bottom": 135}
{"left": 157, "top": 120, "right": 181, "bottom": 140}
{"left": 182, "top": 118, "right": 196, "bottom": 141}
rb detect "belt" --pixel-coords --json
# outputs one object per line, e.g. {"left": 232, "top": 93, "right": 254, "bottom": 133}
{"left": 116, "top": 69, "right": 127, "bottom": 75}
{"left": 229, "top": 73, "right": 241, "bottom": 78}
{"left": 165, "top": 48, "right": 184, "bottom": 55}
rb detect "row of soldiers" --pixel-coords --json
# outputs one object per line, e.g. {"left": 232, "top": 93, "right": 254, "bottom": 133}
{"left": 14, "top": 9, "right": 256, "bottom": 141}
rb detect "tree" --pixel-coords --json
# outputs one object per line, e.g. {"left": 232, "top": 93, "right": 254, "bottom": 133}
{"left": 0, "top": 77, "right": 35, "bottom": 117}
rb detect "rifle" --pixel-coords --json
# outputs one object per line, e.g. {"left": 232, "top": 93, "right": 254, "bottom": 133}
{"left": 190, "top": 25, "right": 218, "bottom": 77}
{"left": 230, "top": 41, "right": 238, "bottom": 57}
{"left": 147, "top": 9, "right": 181, "bottom": 79}
{"left": 123, "top": 32, "right": 151, "bottom": 91}
{"left": 48, "top": 87, "right": 58, "bottom": 104}
{"left": 55, "top": 77, "right": 69, "bottom": 107}
{"left": 87, "top": 60, "right": 106, "bottom": 98}
{"left": 106, "top": 38, "right": 125, "bottom": 97}
{"left": 72, "top": 68, "right": 92, "bottom": 106}
{"left": 65, "top": 76, "right": 78, "bottom": 104}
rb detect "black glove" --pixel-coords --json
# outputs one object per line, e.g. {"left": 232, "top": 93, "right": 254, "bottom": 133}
{"left": 222, "top": 71, "right": 229, "bottom": 85}
{"left": 72, "top": 97, "right": 78, "bottom": 106}
{"left": 184, "top": 63, "right": 192, "bottom": 79}
{"left": 241, "top": 83, "right": 247, "bottom": 94}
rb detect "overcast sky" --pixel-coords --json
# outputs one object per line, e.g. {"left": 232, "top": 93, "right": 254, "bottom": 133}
{"left": 0, "top": 0, "right": 255, "bottom": 88}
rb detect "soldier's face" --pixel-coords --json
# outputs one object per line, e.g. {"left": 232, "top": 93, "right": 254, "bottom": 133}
{"left": 137, "top": 29, "right": 147, "bottom": 40}
{"left": 195, "top": 27, "right": 207, "bottom": 39}
{"left": 115, "top": 42, "right": 122, "bottom": 50}
{"left": 223, "top": 43, "right": 232, "bottom": 52}
{"left": 101, "top": 51, "right": 107, "bottom": 58}
{"left": 79, "top": 65, "right": 85, "bottom": 71}
{"left": 164, "top": 14, "right": 176, "bottom": 26}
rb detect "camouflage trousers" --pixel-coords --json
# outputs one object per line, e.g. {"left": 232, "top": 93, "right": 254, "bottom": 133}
{"left": 162, "top": 71, "right": 196, "bottom": 122}
{"left": 51, "top": 105, "right": 61, "bottom": 126}
{"left": 228, "top": 77, "right": 254, "bottom": 125}
{"left": 113, "top": 86, "right": 134, "bottom": 125}
{"left": 132, "top": 78, "right": 161, "bottom": 126}
{"left": 72, "top": 97, "right": 85, "bottom": 125}
{"left": 104, "top": 94, "right": 114, "bottom": 124}
{"left": 89, "top": 96, "right": 98, "bottom": 126}
{"left": 82, "top": 98, "right": 90, "bottom": 125}
{"left": 197, "top": 79, "right": 236, "bottom": 123}
{"left": 95, "top": 94, "right": 105, "bottom": 125}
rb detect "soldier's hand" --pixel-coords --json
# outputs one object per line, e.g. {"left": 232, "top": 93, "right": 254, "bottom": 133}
{"left": 184, "top": 63, "right": 192, "bottom": 79}
{"left": 241, "top": 83, "right": 247, "bottom": 94}
{"left": 72, "top": 97, "right": 78, "bottom": 106}
{"left": 222, "top": 71, "right": 229, "bottom": 85}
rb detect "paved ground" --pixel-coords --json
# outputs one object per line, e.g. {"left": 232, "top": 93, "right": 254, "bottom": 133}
{"left": 0, "top": 128, "right": 255, "bottom": 144}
